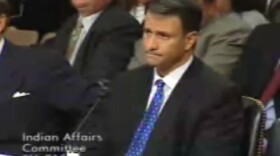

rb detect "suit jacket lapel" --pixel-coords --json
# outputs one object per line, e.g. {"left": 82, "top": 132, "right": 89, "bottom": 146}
{"left": 117, "top": 67, "right": 153, "bottom": 154}
{"left": 0, "top": 41, "right": 23, "bottom": 104}
{"left": 72, "top": 24, "right": 97, "bottom": 71}
{"left": 144, "top": 58, "right": 201, "bottom": 156}
{"left": 129, "top": 67, "right": 154, "bottom": 136}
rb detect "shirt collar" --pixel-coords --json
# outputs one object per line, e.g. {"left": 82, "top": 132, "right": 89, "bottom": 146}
{"left": 0, "top": 38, "right": 5, "bottom": 56}
{"left": 266, "top": 0, "right": 272, "bottom": 12}
{"left": 153, "top": 56, "right": 194, "bottom": 89}
{"left": 79, "top": 11, "right": 102, "bottom": 33}
{"left": 267, "top": 0, "right": 272, "bottom": 7}
{"left": 130, "top": 5, "right": 146, "bottom": 24}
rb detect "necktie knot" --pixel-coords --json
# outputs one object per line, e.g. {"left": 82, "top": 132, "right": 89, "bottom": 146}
{"left": 155, "top": 80, "right": 165, "bottom": 89}
{"left": 76, "top": 20, "right": 84, "bottom": 29}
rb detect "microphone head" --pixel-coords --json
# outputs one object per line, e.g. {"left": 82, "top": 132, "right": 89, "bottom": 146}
{"left": 275, "top": 59, "right": 280, "bottom": 71}
{"left": 97, "top": 79, "right": 110, "bottom": 97}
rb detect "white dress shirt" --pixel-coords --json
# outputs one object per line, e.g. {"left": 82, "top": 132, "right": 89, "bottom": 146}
{"left": 146, "top": 56, "right": 194, "bottom": 113}
{"left": 130, "top": 5, "right": 146, "bottom": 24}
{"left": 68, "top": 12, "right": 102, "bottom": 65}
{"left": 0, "top": 38, "right": 5, "bottom": 56}
{"left": 266, "top": 0, "right": 273, "bottom": 12}
{"left": 265, "top": 99, "right": 277, "bottom": 130}
{"left": 267, "top": 0, "right": 272, "bottom": 7}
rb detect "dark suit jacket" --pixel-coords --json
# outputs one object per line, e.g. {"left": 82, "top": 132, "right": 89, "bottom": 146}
{"left": 0, "top": 41, "right": 97, "bottom": 155}
{"left": 232, "top": 24, "right": 280, "bottom": 117}
{"left": 81, "top": 58, "right": 244, "bottom": 156}
{"left": 52, "top": 6, "right": 142, "bottom": 83}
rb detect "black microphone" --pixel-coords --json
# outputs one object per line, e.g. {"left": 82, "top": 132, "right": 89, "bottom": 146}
{"left": 74, "top": 79, "right": 110, "bottom": 132}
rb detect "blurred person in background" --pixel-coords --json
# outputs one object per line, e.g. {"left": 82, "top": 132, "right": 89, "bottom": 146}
{"left": 51, "top": 0, "right": 142, "bottom": 83}
{"left": 194, "top": 0, "right": 252, "bottom": 78}
{"left": 0, "top": 0, "right": 99, "bottom": 155}
{"left": 232, "top": 23, "right": 280, "bottom": 156}
{"left": 233, "top": 24, "right": 280, "bottom": 130}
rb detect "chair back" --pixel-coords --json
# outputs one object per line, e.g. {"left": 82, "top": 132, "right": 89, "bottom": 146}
{"left": 40, "top": 32, "right": 56, "bottom": 44}
{"left": 242, "top": 96, "right": 266, "bottom": 156}
{"left": 4, "top": 26, "right": 39, "bottom": 46}
{"left": 267, "top": 118, "right": 280, "bottom": 156}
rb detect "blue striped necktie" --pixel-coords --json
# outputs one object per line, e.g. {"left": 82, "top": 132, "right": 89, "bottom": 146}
{"left": 125, "top": 80, "right": 165, "bottom": 156}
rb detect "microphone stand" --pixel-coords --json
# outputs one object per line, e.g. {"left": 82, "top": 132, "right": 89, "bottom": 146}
{"left": 74, "top": 79, "right": 110, "bottom": 133}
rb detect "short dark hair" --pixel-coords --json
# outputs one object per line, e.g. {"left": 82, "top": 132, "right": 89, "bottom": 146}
{"left": 0, "top": 0, "right": 11, "bottom": 16}
{"left": 147, "top": 0, "right": 202, "bottom": 32}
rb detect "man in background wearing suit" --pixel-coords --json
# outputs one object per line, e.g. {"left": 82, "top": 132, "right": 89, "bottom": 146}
{"left": 0, "top": 0, "right": 99, "bottom": 155}
{"left": 233, "top": 24, "right": 280, "bottom": 156}
{"left": 82, "top": 0, "right": 244, "bottom": 155}
{"left": 233, "top": 24, "right": 280, "bottom": 130}
{"left": 52, "top": 0, "right": 142, "bottom": 83}
{"left": 195, "top": 0, "right": 252, "bottom": 78}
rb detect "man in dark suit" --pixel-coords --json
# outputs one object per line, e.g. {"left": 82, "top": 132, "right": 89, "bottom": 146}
{"left": 52, "top": 0, "right": 142, "bottom": 83}
{"left": 79, "top": 0, "right": 244, "bottom": 155}
{"left": 233, "top": 24, "right": 280, "bottom": 129}
{"left": 0, "top": 0, "right": 99, "bottom": 155}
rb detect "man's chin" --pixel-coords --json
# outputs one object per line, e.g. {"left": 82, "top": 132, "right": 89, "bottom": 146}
{"left": 72, "top": 2, "right": 89, "bottom": 10}
{"left": 146, "top": 61, "right": 160, "bottom": 67}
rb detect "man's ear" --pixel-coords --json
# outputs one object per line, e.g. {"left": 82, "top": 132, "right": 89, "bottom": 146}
{"left": 184, "top": 31, "right": 199, "bottom": 51}
{"left": 0, "top": 15, "right": 9, "bottom": 34}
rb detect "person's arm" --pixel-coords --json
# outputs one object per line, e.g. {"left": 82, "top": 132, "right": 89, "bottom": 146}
{"left": 43, "top": 51, "right": 99, "bottom": 118}
{"left": 200, "top": 31, "right": 249, "bottom": 77}
{"left": 189, "top": 86, "right": 244, "bottom": 156}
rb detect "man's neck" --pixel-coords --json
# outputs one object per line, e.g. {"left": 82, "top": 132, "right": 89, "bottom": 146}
{"left": 80, "top": 11, "right": 99, "bottom": 17}
{"left": 156, "top": 54, "right": 192, "bottom": 77}
{"left": 79, "top": 3, "right": 109, "bottom": 17}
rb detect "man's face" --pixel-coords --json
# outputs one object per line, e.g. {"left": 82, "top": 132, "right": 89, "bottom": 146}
{"left": 143, "top": 12, "right": 196, "bottom": 71}
{"left": 71, "top": 0, "right": 110, "bottom": 15}
{"left": 0, "top": 15, "right": 8, "bottom": 34}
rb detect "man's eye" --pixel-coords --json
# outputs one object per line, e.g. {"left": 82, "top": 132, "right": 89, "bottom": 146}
{"left": 144, "top": 30, "right": 152, "bottom": 36}
{"left": 158, "top": 34, "right": 170, "bottom": 40}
